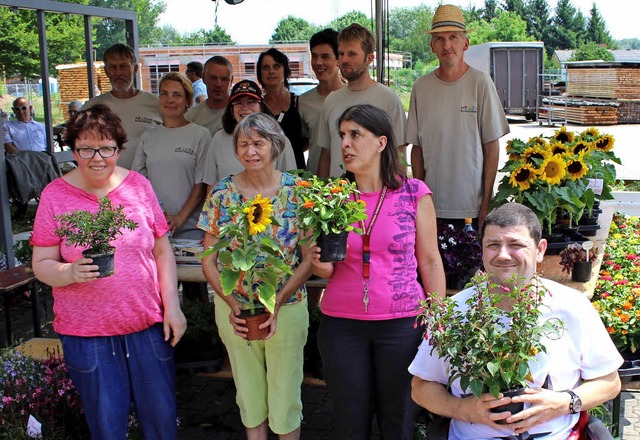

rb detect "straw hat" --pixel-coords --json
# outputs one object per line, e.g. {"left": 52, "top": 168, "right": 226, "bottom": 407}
{"left": 426, "top": 4, "right": 471, "bottom": 34}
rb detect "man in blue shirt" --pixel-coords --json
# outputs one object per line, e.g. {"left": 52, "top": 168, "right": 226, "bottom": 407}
{"left": 186, "top": 61, "right": 207, "bottom": 105}
{"left": 3, "top": 97, "right": 47, "bottom": 154}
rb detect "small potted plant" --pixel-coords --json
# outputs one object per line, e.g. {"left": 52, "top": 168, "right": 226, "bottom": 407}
{"left": 55, "top": 196, "right": 138, "bottom": 278}
{"left": 294, "top": 175, "right": 368, "bottom": 262}
{"left": 559, "top": 242, "right": 597, "bottom": 282}
{"left": 416, "top": 272, "right": 564, "bottom": 421}
{"left": 201, "top": 194, "right": 293, "bottom": 340}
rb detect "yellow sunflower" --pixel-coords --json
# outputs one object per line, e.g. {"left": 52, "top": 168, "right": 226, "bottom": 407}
{"left": 594, "top": 134, "right": 615, "bottom": 152}
{"left": 571, "top": 140, "right": 591, "bottom": 155}
{"left": 549, "top": 141, "right": 569, "bottom": 156}
{"left": 539, "top": 156, "right": 567, "bottom": 185}
{"left": 566, "top": 156, "right": 589, "bottom": 180}
{"left": 581, "top": 127, "right": 600, "bottom": 139}
{"left": 552, "top": 126, "right": 574, "bottom": 144}
{"left": 522, "top": 145, "right": 550, "bottom": 167}
{"left": 243, "top": 194, "right": 274, "bottom": 235}
{"left": 509, "top": 164, "right": 537, "bottom": 190}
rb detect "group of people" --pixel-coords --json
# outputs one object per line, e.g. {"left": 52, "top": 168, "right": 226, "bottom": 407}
{"left": 28, "top": 4, "right": 622, "bottom": 440}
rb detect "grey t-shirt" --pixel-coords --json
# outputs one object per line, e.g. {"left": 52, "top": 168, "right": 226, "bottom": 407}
{"left": 298, "top": 87, "right": 325, "bottom": 175}
{"left": 185, "top": 101, "right": 225, "bottom": 137}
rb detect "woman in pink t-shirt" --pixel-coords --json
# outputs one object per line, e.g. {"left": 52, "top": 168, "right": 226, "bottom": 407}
{"left": 31, "top": 104, "right": 186, "bottom": 440}
{"left": 311, "top": 104, "right": 445, "bottom": 440}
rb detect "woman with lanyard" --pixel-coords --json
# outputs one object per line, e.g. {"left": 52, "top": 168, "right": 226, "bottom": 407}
{"left": 311, "top": 104, "right": 445, "bottom": 440}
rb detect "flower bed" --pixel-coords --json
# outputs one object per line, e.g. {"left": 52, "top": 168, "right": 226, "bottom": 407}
{"left": 591, "top": 213, "right": 640, "bottom": 353}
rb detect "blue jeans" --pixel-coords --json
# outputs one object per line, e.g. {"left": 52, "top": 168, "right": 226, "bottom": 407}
{"left": 60, "top": 324, "right": 177, "bottom": 440}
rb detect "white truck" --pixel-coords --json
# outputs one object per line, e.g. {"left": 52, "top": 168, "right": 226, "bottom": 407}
{"left": 465, "top": 41, "right": 545, "bottom": 120}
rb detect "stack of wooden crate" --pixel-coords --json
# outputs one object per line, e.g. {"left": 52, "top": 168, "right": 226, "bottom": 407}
{"left": 55, "top": 62, "right": 110, "bottom": 119}
{"left": 561, "top": 62, "right": 640, "bottom": 125}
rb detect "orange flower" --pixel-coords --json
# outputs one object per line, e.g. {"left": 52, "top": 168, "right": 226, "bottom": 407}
{"left": 331, "top": 186, "right": 342, "bottom": 194}
{"left": 607, "top": 326, "right": 615, "bottom": 334}
{"left": 620, "top": 313, "right": 630, "bottom": 323}
{"left": 302, "top": 200, "right": 315, "bottom": 209}
{"left": 297, "top": 180, "right": 311, "bottom": 187}
{"left": 623, "top": 302, "right": 633, "bottom": 310}
{"left": 356, "top": 199, "right": 366, "bottom": 206}
{"left": 622, "top": 329, "right": 629, "bottom": 335}
{"left": 338, "top": 179, "right": 349, "bottom": 185}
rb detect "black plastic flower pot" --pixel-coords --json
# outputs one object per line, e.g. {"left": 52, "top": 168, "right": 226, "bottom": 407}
{"left": 571, "top": 261, "right": 592, "bottom": 282}
{"left": 83, "top": 247, "right": 115, "bottom": 278}
{"left": 490, "top": 387, "right": 525, "bottom": 424}
{"left": 317, "top": 231, "right": 348, "bottom": 262}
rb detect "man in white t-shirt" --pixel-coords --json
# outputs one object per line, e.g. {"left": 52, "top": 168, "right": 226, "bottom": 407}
{"left": 82, "top": 44, "right": 161, "bottom": 169}
{"left": 407, "top": 5, "right": 509, "bottom": 228}
{"left": 298, "top": 28, "right": 344, "bottom": 175}
{"left": 317, "top": 24, "right": 406, "bottom": 178}
{"left": 410, "top": 202, "right": 622, "bottom": 440}
{"left": 185, "top": 56, "right": 233, "bottom": 137}
{"left": 185, "top": 61, "right": 207, "bottom": 105}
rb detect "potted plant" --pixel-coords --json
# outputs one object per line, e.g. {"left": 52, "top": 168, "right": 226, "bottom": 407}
{"left": 437, "top": 222, "right": 482, "bottom": 290}
{"left": 559, "top": 242, "right": 597, "bottom": 282}
{"left": 201, "top": 194, "right": 293, "bottom": 340}
{"left": 294, "top": 175, "right": 368, "bottom": 262}
{"left": 416, "top": 272, "right": 564, "bottom": 421}
{"left": 54, "top": 197, "right": 138, "bottom": 278}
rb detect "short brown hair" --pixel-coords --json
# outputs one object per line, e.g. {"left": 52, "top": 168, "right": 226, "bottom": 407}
{"left": 103, "top": 43, "right": 137, "bottom": 64}
{"left": 65, "top": 104, "right": 128, "bottom": 150}
{"left": 159, "top": 72, "right": 194, "bottom": 108}
{"left": 338, "top": 24, "right": 375, "bottom": 55}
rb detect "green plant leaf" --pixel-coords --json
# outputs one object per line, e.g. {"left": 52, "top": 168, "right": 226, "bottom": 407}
{"left": 220, "top": 269, "right": 240, "bottom": 295}
{"left": 231, "top": 249, "right": 253, "bottom": 271}
{"left": 257, "top": 284, "right": 276, "bottom": 314}
{"left": 470, "top": 379, "right": 485, "bottom": 398}
{"left": 218, "top": 250, "right": 233, "bottom": 265}
{"left": 487, "top": 361, "right": 499, "bottom": 377}
{"left": 201, "top": 238, "right": 230, "bottom": 257}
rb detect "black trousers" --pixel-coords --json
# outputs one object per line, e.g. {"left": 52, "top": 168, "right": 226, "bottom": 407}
{"left": 318, "top": 314, "right": 422, "bottom": 440}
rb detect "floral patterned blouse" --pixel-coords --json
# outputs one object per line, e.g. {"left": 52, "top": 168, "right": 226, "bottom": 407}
{"left": 198, "top": 172, "right": 306, "bottom": 306}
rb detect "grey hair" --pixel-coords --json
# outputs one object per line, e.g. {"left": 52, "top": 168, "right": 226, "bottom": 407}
{"left": 233, "top": 113, "right": 286, "bottom": 162}
{"left": 68, "top": 100, "right": 83, "bottom": 110}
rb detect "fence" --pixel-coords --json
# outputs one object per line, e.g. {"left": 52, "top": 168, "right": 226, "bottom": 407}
{"left": 5, "top": 84, "right": 40, "bottom": 99}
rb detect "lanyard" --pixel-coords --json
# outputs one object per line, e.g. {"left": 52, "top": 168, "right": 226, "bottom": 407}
{"left": 356, "top": 186, "right": 388, "bottom": 312}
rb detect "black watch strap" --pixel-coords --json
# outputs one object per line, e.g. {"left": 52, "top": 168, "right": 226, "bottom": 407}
{"left": 565, "top": 390, "right": 582, "bottom": 414}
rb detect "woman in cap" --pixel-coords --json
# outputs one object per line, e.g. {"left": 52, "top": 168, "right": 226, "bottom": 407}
{"left": 202, "top": 79, "right": 296, "bottom": 187}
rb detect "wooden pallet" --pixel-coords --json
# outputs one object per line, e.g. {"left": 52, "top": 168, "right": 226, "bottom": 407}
{"left": 617, "top": 99, "right": 640, "bottom": 124}
{"left": 539, "top": 105, "right": 618, "bottom": 125}
{"left": 568, "top": 67, "right": 640, "bottom": 100}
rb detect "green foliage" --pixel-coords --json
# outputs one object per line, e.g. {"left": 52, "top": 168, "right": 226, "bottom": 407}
{"left": 179, "top": 26, "right": 234, "bottom": 45}
{"left": 525, "top": 0, "right": 551, "bottom": 42}
{"left": 416, "top": 272, "right": 564, "bottom": 398}
{"left": 55, "top": 196, "right": 138, "bottom": 254}
{"left": 586, "top": 4, "right": 614, "bottom": 48}
{"left": 270, "top": 15, "right": 319, "bottom": 43}
{"left": 570, "top": 41, "right": 615, "bottom": 62}
{"left": 294, "top": 176, "right": 368, "bottom": 245}
{"left": 618, "top": 38, "right": 640, "bottom": 50}
{"left": 469, "top": 10, "right": 533, "bottom": 45}
{"left": 327, "top": 10, "right": 372, "bottom": 32}
{"left": 389, "top": 5, "right": 435, "bottom": 66}
{"left": 13, "top": 239, "right": 32, "bottom": 265}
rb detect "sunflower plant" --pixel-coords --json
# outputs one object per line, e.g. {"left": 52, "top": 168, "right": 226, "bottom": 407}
{"left": 492, "top": 127, "right": 619, "bottom": 234}
{"left": 416, "top": 272, "right": 565, "bottom": 398}
{"left": 201, "top": 194, "right": 292, "bottom": 315}
{"left": 294, "top": 175, "right": 368, "bottom": 244}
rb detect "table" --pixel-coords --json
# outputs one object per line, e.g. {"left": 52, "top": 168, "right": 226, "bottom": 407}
{"left": 0, "top": 266, "right": 42, "bottom": 346}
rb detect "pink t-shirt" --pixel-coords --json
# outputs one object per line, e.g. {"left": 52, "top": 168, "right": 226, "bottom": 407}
{"left": 321, "top": 178, "right": 431, "bottom": 320}
{"left": 31, "top": 171, "right": 170, "bottom": 336}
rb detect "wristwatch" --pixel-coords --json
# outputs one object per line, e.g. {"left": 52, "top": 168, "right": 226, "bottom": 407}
{"left": 565, "top": 390, "right": 582, "bottom": 414}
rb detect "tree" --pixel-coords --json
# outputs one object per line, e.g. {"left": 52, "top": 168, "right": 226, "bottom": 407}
{"left": 389, "top": 5, "right": 434, "bottom": 66}
{"left": 327, "top": 11, "right": 373, "bottom": 33}
{"left": 586, "top": 4, "right": 614, "bottom": 48}
{"left": 570, "top": 41, "right": 614, "bottom": 61}
{"left": 547, "top": 0, "right": 580, "bottom": 51}
{"left": 501, "top": 0, "right": 526, "bottom": 17}
{"left": 88, "top": 0, "right": 166, "bottom": 58}
{"left": 270, "top": 16, "right": 318, "bottom": 43}
{"left": 618, "top": 38, "right": 640, "bottom": 50}
{"left": 154, "top": 25, "right": 181, "bottom": 45}
{"left": 468, "top": 10, "right": 532, "bottom": 45}
{"left": 525, "top": 0, "right": 551, "bottom": 42}
{"left": 181, "top": 26, "right": 234, "bottom": 45}
{"left": 482, "top": 0, "right": 499, "bottom": 21}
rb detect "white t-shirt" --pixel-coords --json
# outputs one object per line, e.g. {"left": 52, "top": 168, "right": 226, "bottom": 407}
{"left": 202, "top": 129, "right": 297, "bottom": 186}
{"left": 317, "top": 83, "right": 406, "bottom": 177}
{"left": 3, "top": 120, "right": 46, "bottom": 151}
{"left": 83, "top": 91, "right": 161, "bottom": 169}
{"left": 185, "top": 101, "right": 225, "bottom": 137}
{"left": 132, "top": 123, "right": 211, "bottom": 239}
{"left": 406, "top": 67, "right": 509, "bottom": 218}
{"left": 298, "top": 87, "right": 325, "bottom": 175}
{"left": 409, "top": 279, "right": 623, "bottom": 440}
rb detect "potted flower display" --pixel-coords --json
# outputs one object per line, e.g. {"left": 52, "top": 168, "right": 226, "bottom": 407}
{"left": 201, "top": 194, "right": 293, "bottom": 340}
{"left": 492, "top": 127, "right": 619, "bottom": 238}
{"left": 54, "top": 196, "right": 138, "bottom": 278}
{"left": 294, "top": 175, "right": 368, "bottom": 262}
{"left": 437, "top": 222, "right": 482, "bottom": 290}
{"left": 559, "top": 242, "right": 597, "bottom": 282}
{"left": 416, "top": 272, "right": 564, "bottom": 421}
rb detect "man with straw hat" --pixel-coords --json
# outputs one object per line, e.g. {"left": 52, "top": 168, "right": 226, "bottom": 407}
{"left": 406, "top": 4, "right": 509, "bottom": 230}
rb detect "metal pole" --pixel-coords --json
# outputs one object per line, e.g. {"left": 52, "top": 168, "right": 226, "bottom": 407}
{"left": 36, "top": 9, "right": 54, "bottom": 154}
{"left": 0, "top": 148, "right": 15, "bottom": 268}
{"left": 375, "top": 0, "right": 384, "bottom": 84}
{"left": 84, "top": 14, "right": 96, "bottom": 99}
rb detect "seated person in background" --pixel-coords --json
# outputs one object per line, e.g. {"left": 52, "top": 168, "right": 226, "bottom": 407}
{"left": 410, "top": 202, "right": 622, "bottom": 440}
{"left": 185, "top": 61, "right": 208, "bottom": 105}
{"left": 54, "top": 100, "right": 84, "bottom": 150}
{"left": 3, "top": 97, "right": 46, "bottom": 154}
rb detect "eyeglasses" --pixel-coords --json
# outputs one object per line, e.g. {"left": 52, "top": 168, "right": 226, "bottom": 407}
{"left": 75, "top": 146, "right": 118, "bottom": 159}
{"left": 13, "top": 106, "right": 29, "bottom": 111}
{"left": 231, "top": 99, "right": 259, "bottom": 108}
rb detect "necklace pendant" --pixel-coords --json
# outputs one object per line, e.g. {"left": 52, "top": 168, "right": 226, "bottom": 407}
{"left": 363, "top": 295, "right": 369, "bottom": 313}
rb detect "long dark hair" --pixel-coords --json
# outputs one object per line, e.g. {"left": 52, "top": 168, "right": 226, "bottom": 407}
{"left": 256, "top": 48, "right": 291, "bottom": 89}
{"left": 337, "top": 104, "right": 405, "bottom": 189}
{"left": 221, "top": 101, "right": 275, "bottom": 134}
